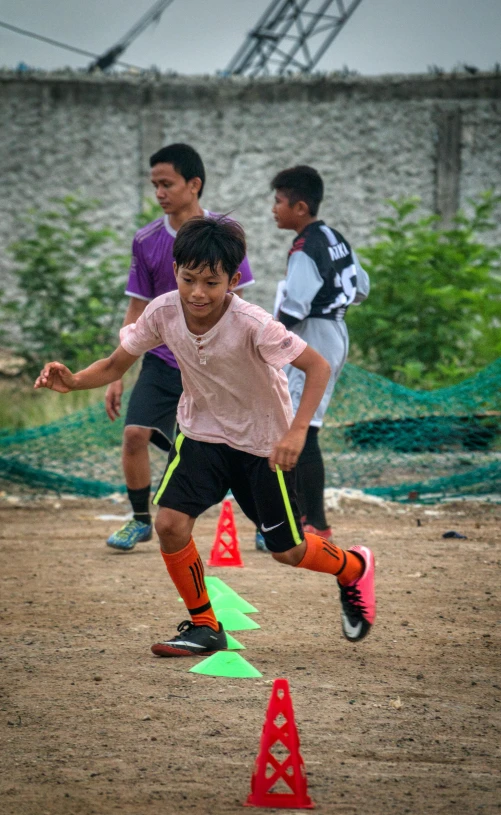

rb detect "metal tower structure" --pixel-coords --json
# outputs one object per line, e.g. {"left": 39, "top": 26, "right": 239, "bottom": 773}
{"left": 225, "top": 0, "right": 364, "bottom": 77}
{"left": 88, "top": 0, "right": 175, "bottom": 72}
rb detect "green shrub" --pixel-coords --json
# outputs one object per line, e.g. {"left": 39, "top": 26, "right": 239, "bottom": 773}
{"left": 348, "top": 191, "right": 501, "bottom": 388}
{"left": 1, "top": 195, "right": 128, "bottom": 376}
{"left": 137, "top": 198, "right": 163, "bottom": 228}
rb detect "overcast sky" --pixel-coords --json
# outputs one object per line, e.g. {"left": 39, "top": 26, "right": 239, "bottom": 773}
{"left": 1, "top": 0, "right": 500, "bottom": 76}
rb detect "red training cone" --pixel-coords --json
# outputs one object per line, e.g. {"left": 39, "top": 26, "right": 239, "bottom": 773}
{"left": 244, "top": 678, "right": 315, "bottom": 809}
{"left": 207, "top": 500, "right": 243, "bottom": 567}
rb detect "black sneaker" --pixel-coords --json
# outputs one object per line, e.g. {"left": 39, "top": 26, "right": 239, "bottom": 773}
{"left": 151, "top": 620, "right": 227, "bottom": 657}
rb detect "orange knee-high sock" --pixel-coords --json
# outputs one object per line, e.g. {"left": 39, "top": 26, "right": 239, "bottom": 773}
{"left": 161, "top": 538, "right": 218, "bottom": 631}
{"left": 296, "top": 533, "right": 363, "bottom": 586}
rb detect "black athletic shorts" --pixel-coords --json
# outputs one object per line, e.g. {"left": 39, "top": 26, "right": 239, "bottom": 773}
{"left": 152, "top": 434, "right": 304, "bottom": 553}
{"left": 125, "top": 353, "right": 183, "bottom": 452}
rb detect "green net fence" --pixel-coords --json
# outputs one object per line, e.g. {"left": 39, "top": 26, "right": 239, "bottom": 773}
{"left": 1, "top": 359, "right": 500, "bottom": 503}
{"left": 322, "top": 358, "right": 501, "bottom": 502}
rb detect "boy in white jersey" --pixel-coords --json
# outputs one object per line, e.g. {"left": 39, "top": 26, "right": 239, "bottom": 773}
{"left": 34, "top": 217, "right": 376, "bottom": 654}
{"left": 269, "top": 165, "right": 370, "bottom": 544}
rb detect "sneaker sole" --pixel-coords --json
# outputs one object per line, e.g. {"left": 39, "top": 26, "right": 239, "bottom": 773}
{"left": 151, "top": 644, "right": 227, "bottom": 657}
{"left": 106, "top": 542, "right": 137, "bottom": 551}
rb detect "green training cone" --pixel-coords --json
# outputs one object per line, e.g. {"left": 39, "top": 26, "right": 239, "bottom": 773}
{"left": 178, "top": 584, "right": 258, "bottom": 613}
{"left": 205, "top": 576, "right": 243, "bottom": 597}
{"left": 205, "top": 576, "right": 225, "bottom": 587}
{"left": 216, "top": 608, "right": 261, "bottom": 631}
{"left": 211, "top": 593, "right": 259, "bottom": 614}
{"left": 206, "top": 577, "right": 258, "bottom": 607}
{"left": 206, "top": 584, "right": 224, "bottom": 602}
{"left": 225, "top": 633, "right": 245, "bottom": 650}
{"left": 189, "top": 651, "right": 262, "bottom": 678}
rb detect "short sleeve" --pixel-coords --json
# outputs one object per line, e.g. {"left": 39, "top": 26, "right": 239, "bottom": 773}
{"left": 280, "top": 251, "right": 323, "bottom": 320}
{"left": 125, "top": 235, "right": 154, "bottom": 301}
{"left": 120, "top": 307, "right": 162, "bottom": 357}
{"left": 236, "top": 255, "right": 255, "bottom": 290}
{"left": 352, "top": 250, "right": 370, "bottom": 304}
{"left": 256, "top": 317, "right": 307, "bottom": 370}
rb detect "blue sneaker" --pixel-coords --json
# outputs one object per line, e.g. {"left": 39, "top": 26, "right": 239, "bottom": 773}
{"left": 106, "top": 519, "right": 153, "bottom": 551}
{"left": 255, "top": 530, "right": 270, "bottom": 552}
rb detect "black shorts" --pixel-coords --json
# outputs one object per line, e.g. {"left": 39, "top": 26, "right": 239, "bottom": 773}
{"left": 125, "top": 353, "right": 183, "bottom": 452}
{"left": 152, "top": 435, "right": 304, "bottom": 553}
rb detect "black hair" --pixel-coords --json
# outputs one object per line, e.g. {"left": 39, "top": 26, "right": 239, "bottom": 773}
{"left": 149, "top": 143, "right": 205, "bottom": 198}
{"left": 173, "top": 217, "right": 246, "bottom": 278}
{"left": 271, "top": 165, "right": 324, "bottom": 216}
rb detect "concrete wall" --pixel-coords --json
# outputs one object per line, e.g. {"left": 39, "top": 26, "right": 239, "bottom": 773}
{"left": 1, "top": 71, "right": 500, "bottom": 310}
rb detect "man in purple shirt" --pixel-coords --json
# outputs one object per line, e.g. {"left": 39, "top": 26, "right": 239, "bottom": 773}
{"left": 105, "top": 143, "right": 255, "bottom": 551}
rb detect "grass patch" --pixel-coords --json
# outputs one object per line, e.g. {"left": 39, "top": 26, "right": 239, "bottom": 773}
{"left": 0, "top": 369, "right": 138, "bottom": 432}
{"left": 0, "top": 379, "right": 106, "bottom": 431}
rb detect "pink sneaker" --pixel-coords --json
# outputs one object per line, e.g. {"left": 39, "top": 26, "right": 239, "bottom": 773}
{"left": 303, "top": 523, "right": 333, "bottom": 542}
{"left": 339, "top": 545, "right": 376, "bottom": 642}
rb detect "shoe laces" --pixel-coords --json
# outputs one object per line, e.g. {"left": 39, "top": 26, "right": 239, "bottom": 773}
{"left": 113, "top": 519, "right": 142, "bottom": 540}
{"left": 174, "top": 620, "right": 195, "bottom": 639}
{"left": 341, "top": 584, "right": 367, "bottom": 615}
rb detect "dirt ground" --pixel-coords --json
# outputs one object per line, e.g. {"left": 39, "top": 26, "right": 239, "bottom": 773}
{"left": 1, "top": 492, "right": 500, "bottom": 815}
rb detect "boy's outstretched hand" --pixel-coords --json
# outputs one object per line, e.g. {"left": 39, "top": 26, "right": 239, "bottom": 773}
{"left": 34, "top": 362, "right": 76, "bottom": 393}
{"left": 269, "top": 427, "right": 307, "bottom": 472}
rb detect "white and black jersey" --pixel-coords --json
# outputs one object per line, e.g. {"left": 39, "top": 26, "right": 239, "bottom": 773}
{"left": 276, "top": 221, "right": 368, "bottom": 326}
{"left": 276, "top": 220, "right": 369, "bottom": 428}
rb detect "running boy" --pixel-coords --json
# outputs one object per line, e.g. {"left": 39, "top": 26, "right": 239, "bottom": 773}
{"left": 269, "top": 165, "right": 370, "bottom": 542}
{"left": 105, "top": 143, "right": 254, "bottom": 552}
{"left": 34, "top": 217, "right": 376, "bottom": 652}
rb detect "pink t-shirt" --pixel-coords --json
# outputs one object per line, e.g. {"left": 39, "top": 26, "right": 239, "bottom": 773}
{"left": 120, "top": 292, "right": 307, "bottom": 457}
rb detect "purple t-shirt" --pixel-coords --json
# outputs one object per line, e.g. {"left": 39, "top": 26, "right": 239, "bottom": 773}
{"left": 125, "top": 210, "right": 255, "bottom": 368}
